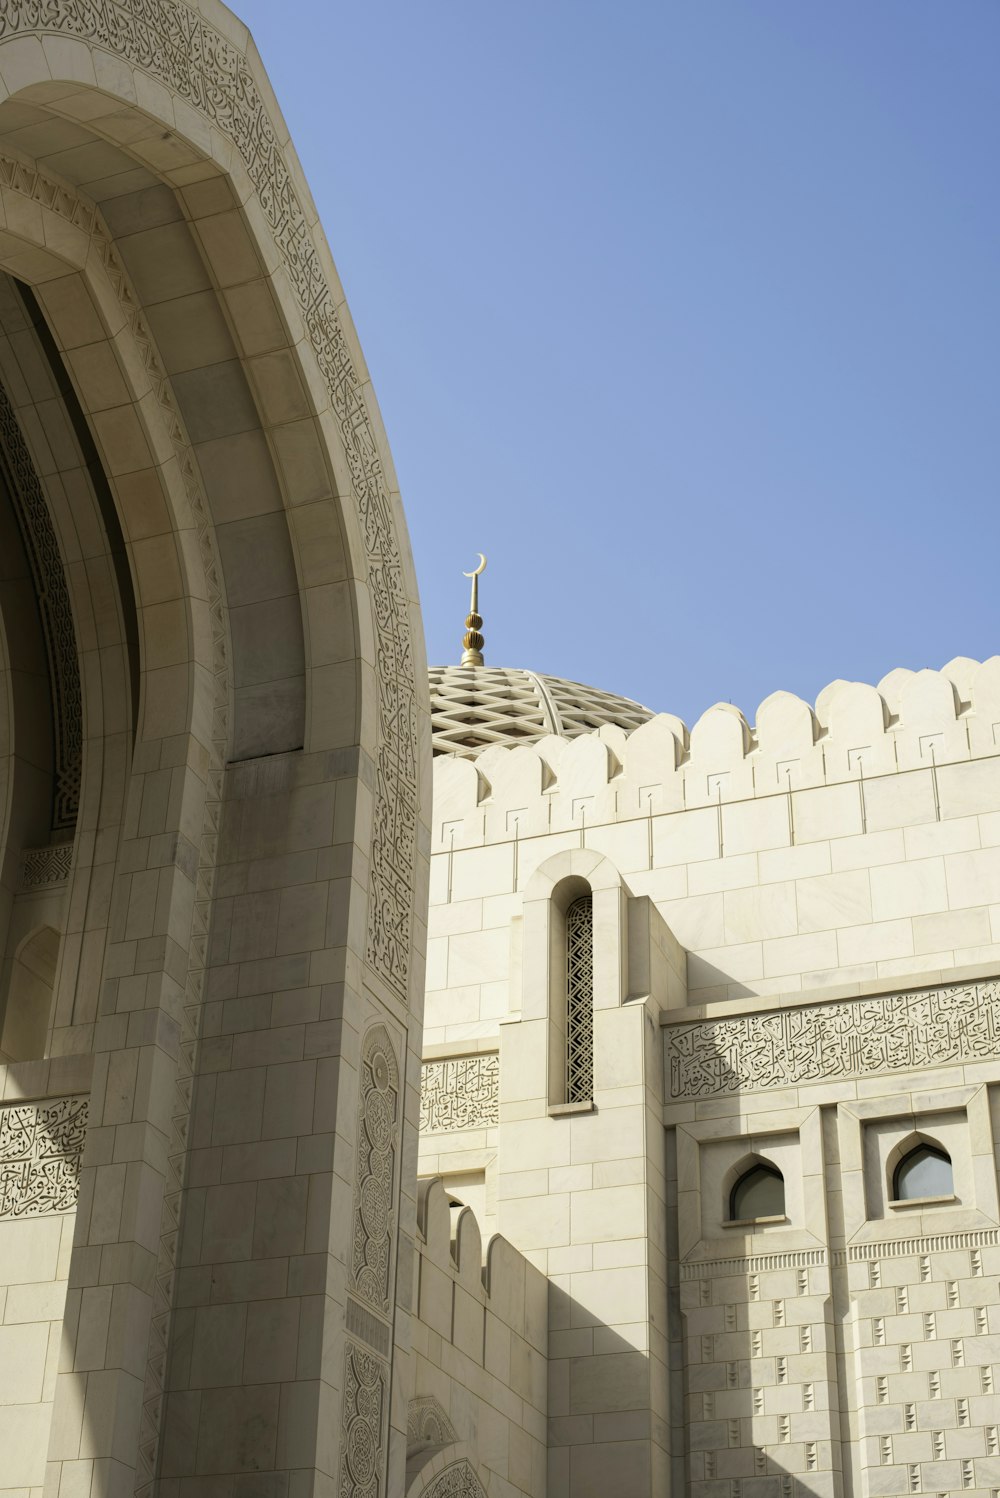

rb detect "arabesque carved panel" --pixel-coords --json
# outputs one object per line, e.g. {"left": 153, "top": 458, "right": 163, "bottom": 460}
{"left": 0, "top": 1096, "right": 88, "bottom": 1217}
{"left": 351, "top": 1026, "right": 399, "bottom": 1315}
{"left": 419, "top": 1055, "right": 499, "bottom": 1132}
{"left": 339, "top": 1339, "right": 387, "bottom": 1498}
{"left": 667, "top": 979, "right": 1000, "bottom": 1099}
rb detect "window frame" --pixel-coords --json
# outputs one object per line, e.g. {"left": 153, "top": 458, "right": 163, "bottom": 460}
{"left": 889, "top": 1141, "right": 954, "bottom": 1207}
{"left": 726, "top": 1159, "right": 786, "bottom": 1226}
{"left": 564, "top": 892, "right": 594, "bottom": 1105}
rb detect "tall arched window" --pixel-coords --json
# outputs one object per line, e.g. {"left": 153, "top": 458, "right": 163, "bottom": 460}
{"left": 893, "top": 1143, "right": 952, "bottom": 1202}
{"left": 565, "top": 894, "right": 593, "bottom": 1102}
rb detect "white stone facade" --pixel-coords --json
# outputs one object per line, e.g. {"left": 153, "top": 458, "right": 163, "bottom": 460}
{"left": 0, "top": 4, "right": 429, "bottom": 1496}
{"left": 0, "top": 4, "right": 997, "bottom": 1497}
{"left": 420, "top": 657, "right": 1000, "bottom": 1497}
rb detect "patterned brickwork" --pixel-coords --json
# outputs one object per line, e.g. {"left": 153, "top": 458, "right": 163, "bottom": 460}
{"left": 681, "top": 1258, "right": 841, "bottom": 1497}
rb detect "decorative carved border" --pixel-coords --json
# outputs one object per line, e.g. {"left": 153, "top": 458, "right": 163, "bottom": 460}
{"left": 407, "top": 1396, "right": 458, "bottom": 1454}
{"left": 351, "top": 1024, "right": 400, "bottom": 1317}
{"left": 835, "top": 1228, "right": 1000, "bottom": 1263}
{"left": 340, "top": 1339, "right": 388, "bottom": 1498}
{"left": 19, "top": 843, "right": 73, "bottom": 890}
{"left": 667, "top": 978, "right": 1000, "bottom": 1099}
{"left": 420, "top": 1461, "right": 488, "bottom": 1498}
{"left": 678, "top": 1231, "right": 1000, "bottom": 1279}
{"left": 0, "top": 0, "right": 417, "bottom": 1001}
{"left": 419, "top": 1054, "right": 498, "bottom": 1132}
{"left": 0, "top": 1096, "right": 88, "bottom": 1217}
{"left": 680, "top": 1249, "right": 828, "bottom": 1278}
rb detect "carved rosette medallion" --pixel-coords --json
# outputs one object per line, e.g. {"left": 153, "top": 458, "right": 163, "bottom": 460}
{"left": 668, "top": 978, "right": 1000, "bottom": 1099}
{"left": 0, "top": 1096, "right": 88, "bottom": 1217}
{"left": 0, "top": 0, "right": 419, "bottom": 999}
{"left": 351, "top": 1025, "right": 400, "bottom": 1314}
{"left": 419, "top": 1055, "right": 499, "bottom": 1132}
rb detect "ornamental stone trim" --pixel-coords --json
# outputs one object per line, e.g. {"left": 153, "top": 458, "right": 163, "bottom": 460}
{"left": 20, "top": 843, "right": 73, "bottom": 890}
{"left": 419, "top": 1054, "right": 499, "bottom": 1132}
{"left": 407, "top": 1396, "right": 458, "bottom": 1454}
{"left": 835, "top": 1229, "right": 1000, "bottom": 1263}
{"left": 0, "top": 0, "right": 418, "bottom": 1002}
{"left": 419, "top": 1461, "right": 487, "bottom": 1498}
{"left": 680, "top": 1250, "right": 829, "bottom": 1279}
{"left": 0, "top": 1096, "right": 88, "bottom": 1217}
{"left": 340, "top": 1339, "right": 387, "bottom": 1498}
{"left": 351, "top": 1024, "right": 400, "bottom": 1315}
{"left": 667, "top": 978, "right": 1000, "bottom": 1099}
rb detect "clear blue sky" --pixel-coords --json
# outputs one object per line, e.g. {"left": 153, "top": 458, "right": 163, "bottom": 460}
{"left": 238, "top": 0, "right": 1000, "bottom": 725}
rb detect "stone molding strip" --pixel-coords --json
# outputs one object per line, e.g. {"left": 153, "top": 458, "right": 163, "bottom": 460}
{"left": 680, "top": 1229, "right": 1000, "bottom": 1279}
{"left": 836, "top": 1228, "right": 1000, "bottom": 1262}
{"left": 680, "top": 1249, "right": 829, "bottom": 1279}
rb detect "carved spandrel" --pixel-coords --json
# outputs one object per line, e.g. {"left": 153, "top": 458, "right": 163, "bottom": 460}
{"left": 0, "top": 1096, "right": 88, "bottom": 1218}
{"left": 419, "top": 1054, "right": 499, "bottom": 1132}
{"left": 667, "top": 979, "right": 1000, "bottom": 1099}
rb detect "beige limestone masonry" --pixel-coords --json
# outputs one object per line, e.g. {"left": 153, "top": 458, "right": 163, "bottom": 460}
{"left": 421, "top": 657, "right": 1000, "bottom": 1497}
{"left": 0, "top": 5, "right": 428, "bottom": 1498}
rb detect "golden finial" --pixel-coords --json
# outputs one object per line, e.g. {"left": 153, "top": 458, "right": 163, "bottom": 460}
{"left": 460, "top": 553, "right": 487, "bottom": 667}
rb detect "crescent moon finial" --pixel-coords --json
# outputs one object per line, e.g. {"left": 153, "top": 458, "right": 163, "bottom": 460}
{"left": 460, "top": 553, "right": 487, "bottom": 667}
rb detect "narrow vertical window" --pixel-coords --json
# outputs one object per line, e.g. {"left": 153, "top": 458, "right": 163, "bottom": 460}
{"left": 566, "top": 894, "right": 594, "bottom": 1102}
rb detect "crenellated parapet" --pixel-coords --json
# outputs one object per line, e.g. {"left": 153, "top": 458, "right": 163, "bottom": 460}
{"left": 432, "top": 656, "right": 1000, "bottom": 846}
{"left": 413, "top": 1176, "right": 547, "bottom": 1364}
{"left": 409, "top": 1177, "right": 547, "bottom": 1496}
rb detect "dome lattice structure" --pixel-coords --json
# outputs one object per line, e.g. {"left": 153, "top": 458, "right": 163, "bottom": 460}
{"left": 428, "top": 665, "right": 653, "bottom": 757}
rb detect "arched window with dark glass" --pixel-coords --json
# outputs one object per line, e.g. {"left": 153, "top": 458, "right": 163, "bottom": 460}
{"left": 565, "top": 894, "right": 593, "bottom": 1102}
{"left": 892, "top": 1143, "right": 952, "bottom": 1202}
{"left": 729, "top": 1161, "right": 785, "bottom": 1222}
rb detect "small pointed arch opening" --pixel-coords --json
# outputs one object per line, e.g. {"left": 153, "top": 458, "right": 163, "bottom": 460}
{"left": 892, "top": 1141, "right": 953, "bottom": 1203}
{"left": 2, "top": 923, "right": 59, "bottom": 1061}
{"left": 728, "top": 1158, "right": 785, "bottom": 1223}
{"left": 565, "top": 892, "right": 594, "bottom": 1103}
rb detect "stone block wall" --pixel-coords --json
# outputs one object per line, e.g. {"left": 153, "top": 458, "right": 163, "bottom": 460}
{"left": 421, "top": 655, "right": 1000, "bottom": 1496}
{"left": 664, "top": 978, "right": 1000, "bottom": 1496}
{"left": 408, "top": 1175, "right": 547, "bottom": 1498}
{"left": 0, "top": 1059, "right": 89, "bottom": 1497}
{"left": 428, "top": 657, "right": 1000, "bottom": 1035}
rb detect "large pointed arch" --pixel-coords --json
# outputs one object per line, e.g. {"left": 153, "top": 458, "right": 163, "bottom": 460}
{"left": 0, "top": 7, "right": 429, "bottom": 1497}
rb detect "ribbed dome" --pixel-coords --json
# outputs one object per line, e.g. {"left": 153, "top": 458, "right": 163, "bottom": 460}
{"left": 429, "top": 665, "right": 653, "bottom": 758}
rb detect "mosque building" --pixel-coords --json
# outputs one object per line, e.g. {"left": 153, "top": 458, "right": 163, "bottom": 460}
{"left": 418, "top": 563, "right": 1000, "bottom": 1498}
{"left": 0, "top": 6, "right": 996, "bottom": 1498}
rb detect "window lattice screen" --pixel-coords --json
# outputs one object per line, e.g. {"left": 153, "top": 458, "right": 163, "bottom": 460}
{"left": 566, "top": 895, "right": 594, "bottom": 1102}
